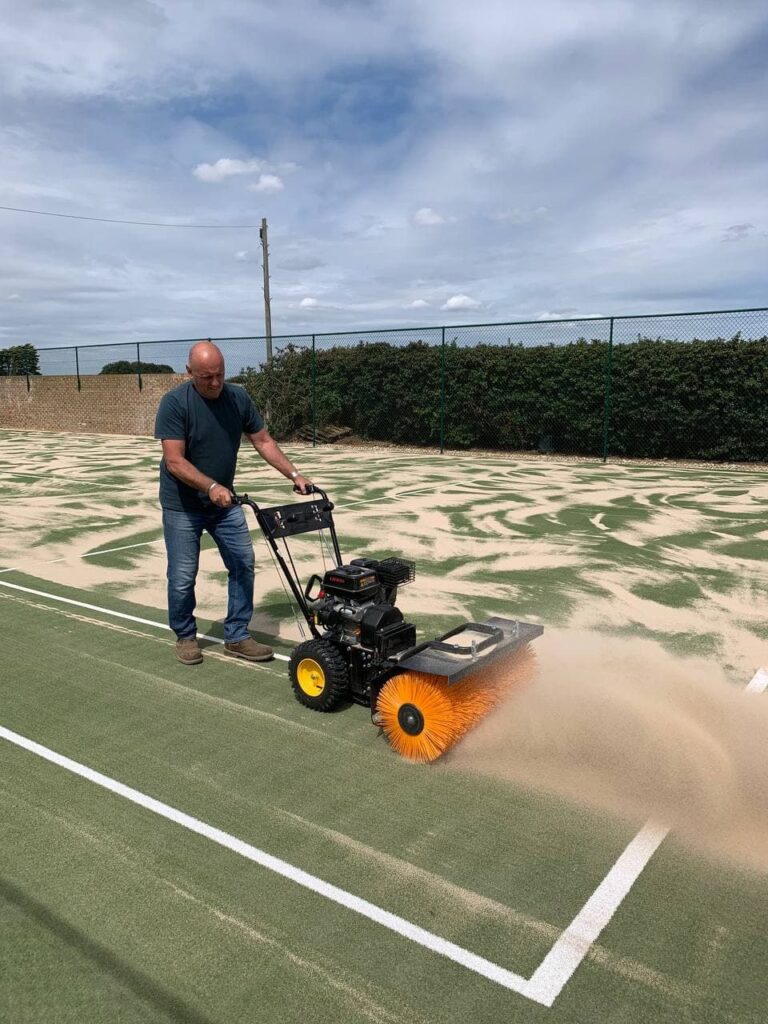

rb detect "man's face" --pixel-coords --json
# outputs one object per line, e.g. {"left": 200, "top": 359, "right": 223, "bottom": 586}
{"left": 188, "top": 360, "right": 225, "bottom": 399}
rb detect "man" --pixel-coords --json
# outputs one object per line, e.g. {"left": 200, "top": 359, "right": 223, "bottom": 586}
{"left": 155, "top": 340, "right": 312, "bottom": 666}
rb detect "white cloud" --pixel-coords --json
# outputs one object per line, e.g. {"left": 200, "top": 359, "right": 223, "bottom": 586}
{"left": 442, "top": 294, "right": 481, "bottom": 311}
{"left": 407, "top": 298, "right": 430, "bottom": 309}
{"left": 234, "top": 250, "right": 252, "bottom": 261}
{"left": 413, "top": 207, "right": 445, "bottom": 226}
{"left": 193, "top": 157, "right": 264, "bottom": 182}
{"left": 247, "top": 174, "right": 284, "bottom": 194}
{"left": 300, "top": 297, "right": 319, "bottom": 308}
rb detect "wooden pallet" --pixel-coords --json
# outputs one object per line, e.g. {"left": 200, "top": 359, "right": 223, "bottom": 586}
{"left": 296, "top": 424, "right": 353, "bottom": 444}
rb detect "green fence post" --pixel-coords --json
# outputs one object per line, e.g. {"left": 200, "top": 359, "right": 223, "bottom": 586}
{"left": 74, "top": 347, "right": 81, "bottom": 392}
{"left": 311, "top": 335, "right": 317, "bottom": 447}
{"left": 136, "top": 342, "right": 143, "bottom": 391}
{"left": 439, "top": 327, "right": 446, "bottom": 454}
{"left": 602, "top": 317, "right": 614, "bottom": 462}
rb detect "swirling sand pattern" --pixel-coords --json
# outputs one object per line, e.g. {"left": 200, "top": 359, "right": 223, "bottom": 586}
{"left": 0, "top": 430, "right": 766, "bottom": 679}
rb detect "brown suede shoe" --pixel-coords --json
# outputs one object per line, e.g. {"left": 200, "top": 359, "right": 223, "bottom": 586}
{"left": 176, "top": 636, "right": 203, "bottom": 665}
{"left": 223, "top": 637, "right": 274, "bottom": 662}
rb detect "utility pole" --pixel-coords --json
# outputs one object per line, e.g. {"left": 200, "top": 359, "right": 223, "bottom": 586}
{"left": 259, "top": 217, "right": 273, "bottom": 366}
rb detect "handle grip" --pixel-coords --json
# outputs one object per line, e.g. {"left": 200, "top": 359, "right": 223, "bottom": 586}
{"left": 304, "top": 574, "right": 324, "bottom": 600}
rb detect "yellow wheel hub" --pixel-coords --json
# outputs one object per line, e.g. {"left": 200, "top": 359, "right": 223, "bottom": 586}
{"left": 296, "top": 657, "right": 326, "bottom": 697}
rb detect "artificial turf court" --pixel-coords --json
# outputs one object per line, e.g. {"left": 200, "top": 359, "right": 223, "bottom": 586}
{"left": 1, "top": 428, "right": 767, "bottom": 1023}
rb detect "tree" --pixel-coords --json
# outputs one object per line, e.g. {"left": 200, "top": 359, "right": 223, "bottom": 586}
{"left": 0, "top": 343, "right": 41, "bottom": 375}
{"left": 100, "top": 360, "right": 175, "bottom": 374}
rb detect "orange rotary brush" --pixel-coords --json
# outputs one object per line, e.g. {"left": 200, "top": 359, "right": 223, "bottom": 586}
{"left": 376, "top": 646, "right": 537, "bottom": 762}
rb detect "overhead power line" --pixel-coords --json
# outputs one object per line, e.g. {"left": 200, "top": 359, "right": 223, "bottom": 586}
{"left": 0, "top": 204, "right": 258, "bottom": 228}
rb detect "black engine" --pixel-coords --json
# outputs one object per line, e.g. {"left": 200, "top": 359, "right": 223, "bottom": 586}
{"left": 308, "top": 557, "right": 416, "bottom": 659}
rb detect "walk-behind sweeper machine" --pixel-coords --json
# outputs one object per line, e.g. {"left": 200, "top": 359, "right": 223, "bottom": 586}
{"left": 235, "top": 487, "right": 543, "bottom": 762}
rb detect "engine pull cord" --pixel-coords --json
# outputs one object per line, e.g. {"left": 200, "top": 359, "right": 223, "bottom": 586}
{"left": 318, "top": 528, "right": 336, "bottom": 571}
{"left": 280, "top": 537, "right": 309, "bottom": 639}
{"left": 259, "top": 532, "right": 306, "bottom": 639}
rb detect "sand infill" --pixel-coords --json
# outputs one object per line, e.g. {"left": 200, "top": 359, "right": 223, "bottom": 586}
{"left": 450, "top": 629, "right": 768, "bottom": 872}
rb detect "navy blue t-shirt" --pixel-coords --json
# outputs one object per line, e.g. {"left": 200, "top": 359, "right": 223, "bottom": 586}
{"left": 154, "top": 381, "right": 264, "bottom": 511}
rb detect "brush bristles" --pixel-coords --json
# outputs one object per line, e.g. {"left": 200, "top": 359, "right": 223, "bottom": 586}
{"left": 377, "top": 646, "right": 536, "bottom": 762}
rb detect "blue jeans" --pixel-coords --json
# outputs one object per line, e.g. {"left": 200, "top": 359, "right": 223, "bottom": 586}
{"left": 162, "top": 504, "right": 255, "bottom": 643}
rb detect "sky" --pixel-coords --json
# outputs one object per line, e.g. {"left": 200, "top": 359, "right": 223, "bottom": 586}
{"left": 0, "top": 0, "right": 767, "bottom": 348}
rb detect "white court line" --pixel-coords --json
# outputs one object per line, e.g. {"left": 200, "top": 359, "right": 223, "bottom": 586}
{"left": 45, "top": 539, "right": 164, "bottom": 564}
{"left": 84, "top": 539, "right": 162, "bottom": 557}
{"left": 0, "top": 579, "right": 291, "bottom": 663}
{"left": 746, "top": 666, "right": 768, "bottom": 693}
{"left": 525, "top": 822, "right": 668, "bottom": 1006}
{"left": 0, "top": 724, "right": 532, "bottom": 999}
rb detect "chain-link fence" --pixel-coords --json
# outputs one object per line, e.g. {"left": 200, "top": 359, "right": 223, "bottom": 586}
{"left": 29, "top": 336, "right": 272, "bottom": 390}
{"left": 6, "top": 306, "right": 768, "bottom": 462}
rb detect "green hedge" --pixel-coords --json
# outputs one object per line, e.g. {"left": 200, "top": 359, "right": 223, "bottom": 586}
{"left": 100, "top": 360, "right": 174, "bottom": 374}
{"left": 233, "top": 335, "right": 768, "bottom": 462}
{"left": 609, "top": 337, "right": 768, "bottom": 460}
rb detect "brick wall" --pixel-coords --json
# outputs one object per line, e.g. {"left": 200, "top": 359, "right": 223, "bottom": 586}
{"left": 0, "top": 374, "right": 188, "bottom": 435}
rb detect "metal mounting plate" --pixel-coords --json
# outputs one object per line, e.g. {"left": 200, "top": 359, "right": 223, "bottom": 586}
{"left": 393, "top": 616, "right": 543, "bottom": 684}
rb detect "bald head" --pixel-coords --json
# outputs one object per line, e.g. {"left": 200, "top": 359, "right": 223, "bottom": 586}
{"left": 187, "top": 340, "right": 225, "bottom": 399}
{"left": 188, "top": 340, "right": 224, "bottom": 371}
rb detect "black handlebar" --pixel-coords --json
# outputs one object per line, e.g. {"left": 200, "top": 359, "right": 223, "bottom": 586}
{"left": 231, "top": 483, "right": 331, "bottom": 510}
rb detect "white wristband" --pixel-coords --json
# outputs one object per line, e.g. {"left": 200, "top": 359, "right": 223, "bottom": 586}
{"left": 207, "top": 482, "right": 217, "bottom": 494}
{"left": 290, "top": 470, "right": 299, "bottom": 479}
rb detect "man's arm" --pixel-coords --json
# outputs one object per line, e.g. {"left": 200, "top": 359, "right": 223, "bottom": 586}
{"left": 161, "top": 439, "right": 232, "bottom": 507}
{"left": 246, "top": 429, "right": 313, "bottom": 493}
